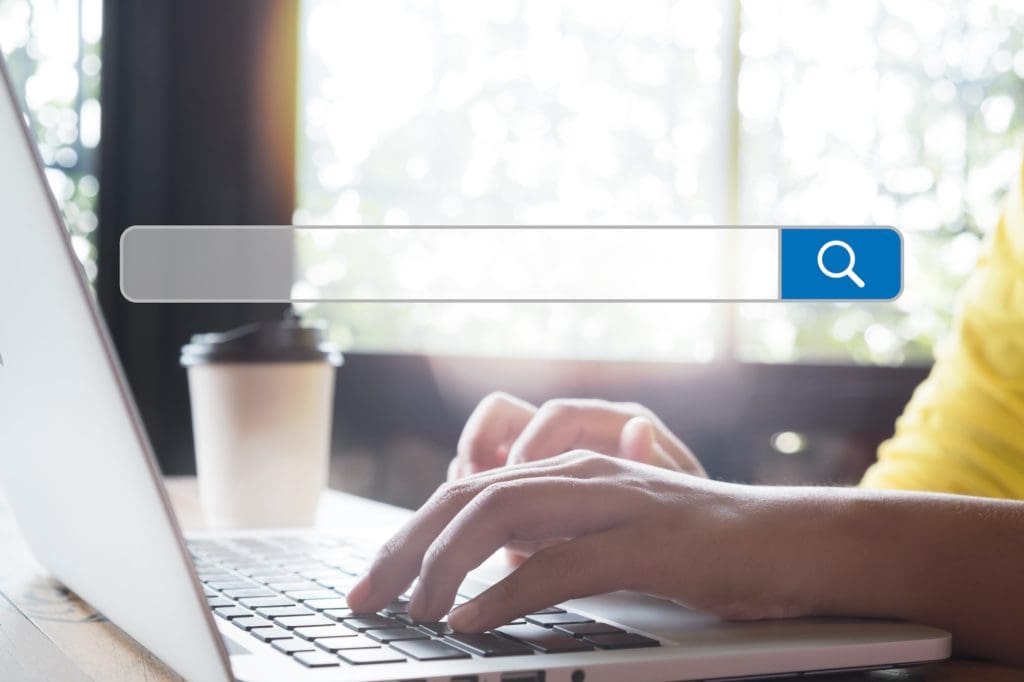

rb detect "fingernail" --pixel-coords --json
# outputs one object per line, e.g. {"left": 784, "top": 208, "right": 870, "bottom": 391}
{"left": 448, "top": 599, "right": 481, "bottom": 631}
{"left": 346, "top": 575, "right": 371, "bottom": 608}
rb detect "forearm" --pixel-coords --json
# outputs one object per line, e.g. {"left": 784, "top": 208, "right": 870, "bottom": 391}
{"left": 774, "top": 488, "right": 1024, "bottom": 663}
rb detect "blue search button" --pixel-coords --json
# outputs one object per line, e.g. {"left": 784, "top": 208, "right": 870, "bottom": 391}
{"left": 780, "top": 228, "right": 902, "bottom": 300}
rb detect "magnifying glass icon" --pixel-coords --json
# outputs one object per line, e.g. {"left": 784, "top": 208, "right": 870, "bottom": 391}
{"left": 817, "top": 240, "right": 865, "bottom": 288}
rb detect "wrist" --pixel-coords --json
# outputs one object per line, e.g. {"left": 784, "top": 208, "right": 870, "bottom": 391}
{"left": 746, "top": 486, "right": 907, "bottom": 620}
{"left": 725, "top": 485, "right": 857, "bottom": 620}
{"left": 661, "top": 482, "right": 824, "bottom": 620}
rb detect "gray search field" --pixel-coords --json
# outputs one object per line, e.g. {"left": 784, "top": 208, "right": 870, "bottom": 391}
{"left": 120, "top": 225, "right": 900, "bottom": 302}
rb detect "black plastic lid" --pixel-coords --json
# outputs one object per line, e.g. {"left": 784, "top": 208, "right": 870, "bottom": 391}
{"left": 180, "top": 311, "right": 343, "bottom": 367}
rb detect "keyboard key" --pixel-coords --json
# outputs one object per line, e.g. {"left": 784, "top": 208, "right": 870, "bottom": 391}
{"left": 233, "top": 565, "right": 274, "bottom": 576}
{"left": 391, "top": 638, "right": 470, "bottom": 661}
{"left": 444, "top": 632, "right": 534, "bottom": 657}
{"left": 381, "top": 599, "right": 409, "bottom": 615}
{"left": 337, "top": 648, "right": 406, "bottom": 665}
{"left": 271, "top": 638, "right": 316, "bottom": 655}
{"left": 525, "top": 612, "right": 594, "bottom": 627}
{"left": 257, "top": 606, "right": 315, "bottom": 619}
{"left": 214, "top": 606, "right": 252, "bottom": 620}
{"left": 275, "top": 615, "right": 335, "bottom": 630}
{"left": 268, "top": 581, "right": 321, "bottom": 592}
{"left": 223, "top": 588, "right": 276, "bottom": 599}
{"left": 198, "top": 572, "right": 235, "bottom": 583}
{"left": 412, "top": 621, "right": 453, "bottom": 637}
{"left": 315, "top": 635, "right": 380, "bottom": 652}
{"left": 582, "top": 632, "right": 660, "bottom": 649}
{"left": 239, "top": 596, "right": 295, "bottom": 609}
{"left": 365, "top": 627, "right": 429, "bottom": 643}
{"left": 206, "top": 597, "right": 233, "bottom": 608}
{"left": 285, "top": 589, "right": 338, "bottom": 601}
{"left": 294, "top": 625, "right": 357, "bottom": 641}
{"left": 304, "top": 598, "right": 348, "bottom": 612}
{"left": 317, "top": 575, "right": 357, "bottom": 590}
{"left": 299, "top": 568, "right": 347, "bottom": 581}
{"left": 232, "top": 538, "right": 282, "bottom": 553}
{"left": 322, "top": 608, "right": 354, "bottom": 622}
{"left": 279, "top": 562, "right": 324, "bottom": 573}
{"left": 202, "top": 586, "right": 218, "bottom": 597}
{"left": 250, "top": 573, "right": 298, "bottom": 584}
{"left": 232, "top": 616, "right": 273, "bottom": 631}
{"left": 332, "top": 558, "right": 367, "bottom": 575}
{"left": 342, "top": 615, "right": 401, "bottom": 631}
{"left": 554, "top": 622, "right": 625, "bottom": 638}
{"left": 226, "top": 558, "right": 262, "bottom": 568}
{"left": 206, "top": 580, "right": 254, "bottom": 590}
{"left": 250, "top": 626, "right": 292, "bottom": 642}
{"left": 293, "top": 651, "right": 340, "bottom": 668}
{"left": 530, "top": 606, "right": 566, "bottom": 614}
{"left": 496, "top": 624, "right": 594, "bottom": 653}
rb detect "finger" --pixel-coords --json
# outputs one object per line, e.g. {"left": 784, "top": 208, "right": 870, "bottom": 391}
{"left": 506, "top": 400, "right": 623, "bottom": 466}
{"left": 446, "top": 456, "right": 471, "bottom": 482}
{"left": 510, "top": 399, "right": 704, "bottom": 475}
{"left": 456, "top": 392, "right": 536, "bottom": 475}
{"left": 637, "top": 411, "right": 706, "bottom": 476}
{"left": 506, "top": 399, "right": 688, "bottom": 468}
{"left": 448, "top": 528, "right": 635, "bottom": 632}
{"left": 409, "top": 477, "right": 629, "bottom": 621}
{"left": 619, "top": 417, "right": 680, "bottom": 471}
{"left": 347, "top": 451, "right": 600, "bottom": 613}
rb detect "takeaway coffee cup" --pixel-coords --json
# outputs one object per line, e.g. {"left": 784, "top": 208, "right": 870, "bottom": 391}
{"left": 180, "top": 312, "right": 343, "bottom": 528}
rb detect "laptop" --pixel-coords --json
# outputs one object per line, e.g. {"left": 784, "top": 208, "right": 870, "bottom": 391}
{"left": 0, "top": 56, "right": 950, "bottom": 681}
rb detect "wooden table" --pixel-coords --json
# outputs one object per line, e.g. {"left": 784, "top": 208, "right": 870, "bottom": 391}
{"left": 0, "top": 478, "right": 1018, "bottom": 681}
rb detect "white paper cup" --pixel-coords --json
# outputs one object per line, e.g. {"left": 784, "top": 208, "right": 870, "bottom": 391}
{"left": 181, "top": 314, "right": 342, "bottom": 528}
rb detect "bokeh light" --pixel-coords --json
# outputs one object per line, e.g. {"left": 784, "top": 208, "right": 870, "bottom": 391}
{"left": 0, "top": 0, "right": 101, "bottom": 284}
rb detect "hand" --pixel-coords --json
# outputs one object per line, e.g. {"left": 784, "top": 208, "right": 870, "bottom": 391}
{"left": 449, "top": 393, "right": 707, "bottom": 480}
{"left": 346, "top": 452, "right": 805, "bottom": 633}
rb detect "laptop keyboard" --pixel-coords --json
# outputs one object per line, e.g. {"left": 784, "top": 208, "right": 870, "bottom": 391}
{"left": 188, "top": 535, "right": 660, "bottom": 669}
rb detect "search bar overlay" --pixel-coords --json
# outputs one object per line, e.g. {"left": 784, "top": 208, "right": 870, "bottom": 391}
{"left": 120, "top": 226, "right": 902, "bottom": 302}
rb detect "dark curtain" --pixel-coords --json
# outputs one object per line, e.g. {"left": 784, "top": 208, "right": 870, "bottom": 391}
{"left": 97, "top": 0, "right": 298, "bottom": 473}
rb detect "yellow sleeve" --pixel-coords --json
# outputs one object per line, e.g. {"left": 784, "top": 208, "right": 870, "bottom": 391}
{"left": 860, "top": 156, "right": 1024, "bottom": 499}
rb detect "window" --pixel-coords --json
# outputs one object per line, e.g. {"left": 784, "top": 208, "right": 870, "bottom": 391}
{"left": 295, "top": 1, "right": 1022, "bottom": 365}
{"left": 735, "top": 0, "right": 1023, "bottom": 365}
{"left": 0, "top": 0, "right": 101, "bottom": 283}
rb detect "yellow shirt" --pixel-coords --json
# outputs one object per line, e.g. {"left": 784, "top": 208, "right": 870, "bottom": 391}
{"left": 860, "top": 159, "right": 1024, "bottom": 499}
